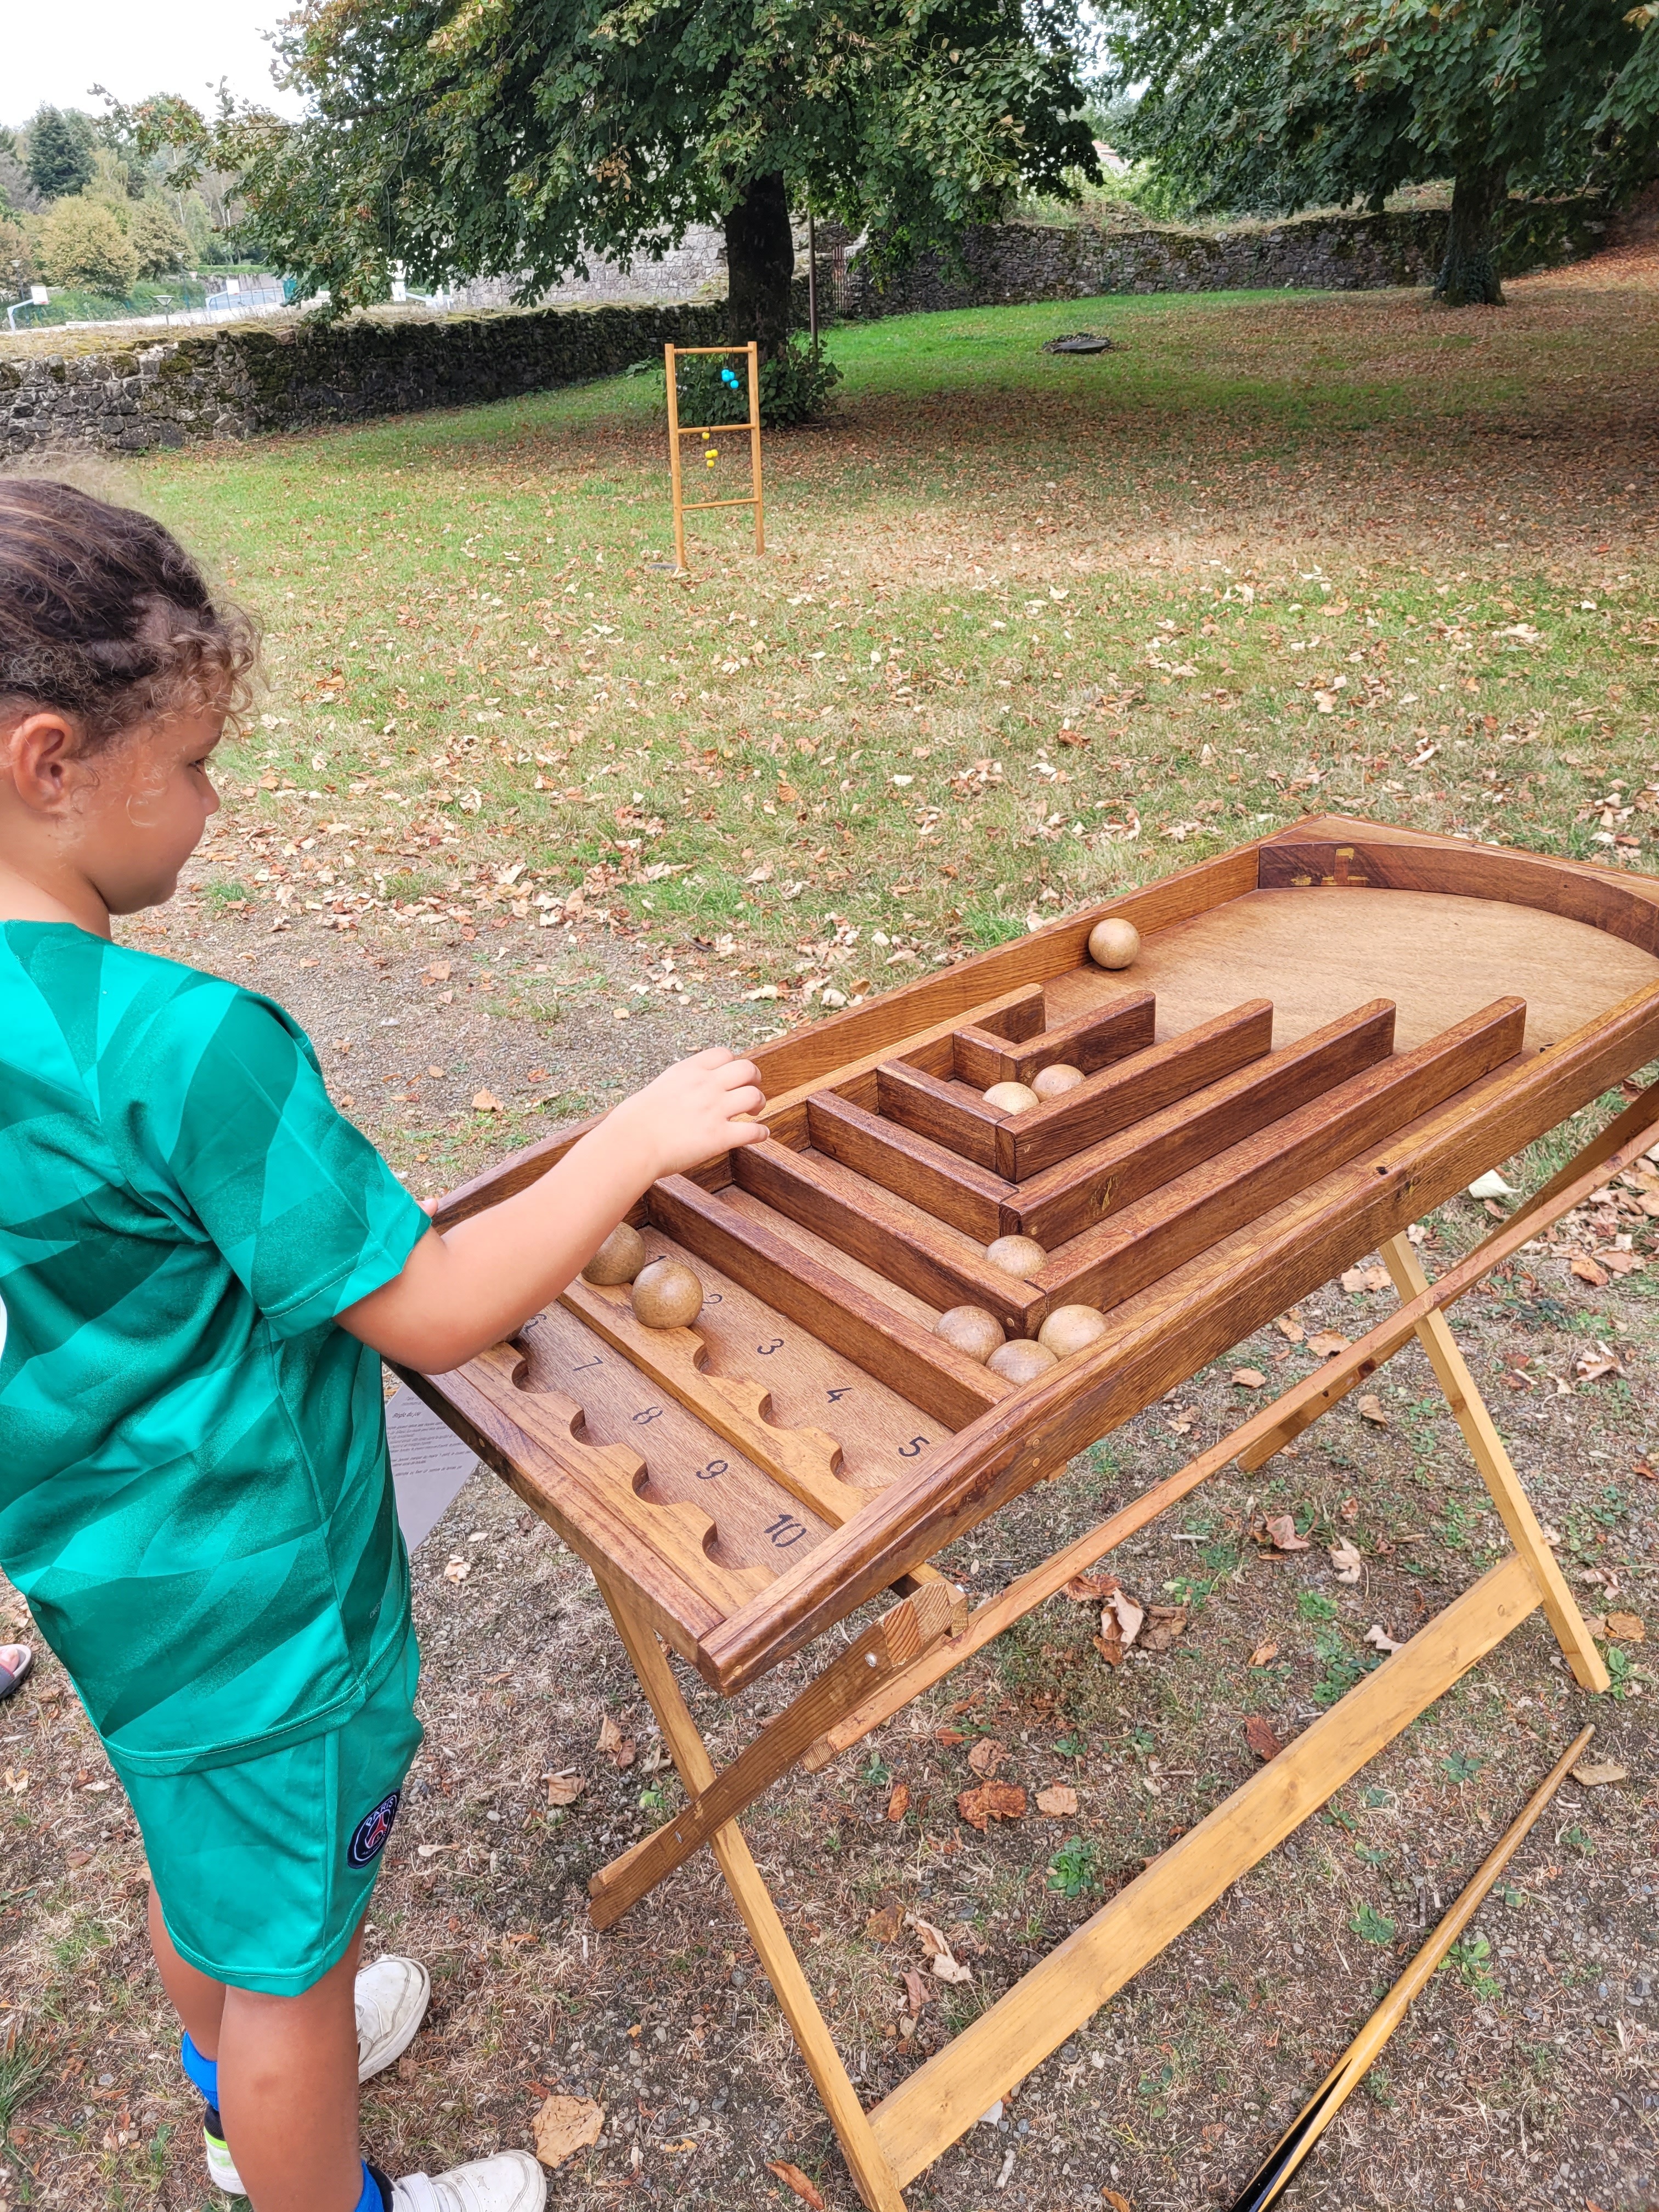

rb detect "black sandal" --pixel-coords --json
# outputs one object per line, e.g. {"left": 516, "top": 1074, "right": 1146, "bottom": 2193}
{"left": 0, "top": 1646, "right": 33, "bottom": 1701}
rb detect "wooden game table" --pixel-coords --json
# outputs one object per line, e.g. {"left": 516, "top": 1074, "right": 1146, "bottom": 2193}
{"left": 405, "top": 816, "right": 1656, "bottom": 2207}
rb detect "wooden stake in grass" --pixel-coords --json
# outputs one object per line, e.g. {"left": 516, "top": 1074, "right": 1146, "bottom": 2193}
{"left": 664, "top": 340, "right": 764, "bottom": 576}
{"left": 1224, "top": 1723, "right": 1595, "bottom": 2212}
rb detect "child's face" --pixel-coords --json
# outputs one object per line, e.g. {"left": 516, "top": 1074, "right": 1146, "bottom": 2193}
{"left": 74, "top": 713, "right": 225, "bottom": 915}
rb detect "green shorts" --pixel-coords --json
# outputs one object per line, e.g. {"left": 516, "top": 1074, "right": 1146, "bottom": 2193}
{"left": 116, "top": 1628, "right": 423, "bottom": 1997}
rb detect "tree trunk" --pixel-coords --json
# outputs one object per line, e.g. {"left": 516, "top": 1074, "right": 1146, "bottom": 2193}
{"left": 725, "top": 172, "right": 794, "bottom": 357}
{"left": 1434, "top": 164, "right": 1508, "bottom": 307}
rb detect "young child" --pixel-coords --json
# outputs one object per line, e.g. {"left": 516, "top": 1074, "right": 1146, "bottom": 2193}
{"left": 0, "top": 479, "right": 770, "bottom": 2212}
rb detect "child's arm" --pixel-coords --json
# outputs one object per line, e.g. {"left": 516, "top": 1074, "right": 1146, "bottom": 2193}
{"left": 337, "top": 1046, "right": 766, "bottom": 1371}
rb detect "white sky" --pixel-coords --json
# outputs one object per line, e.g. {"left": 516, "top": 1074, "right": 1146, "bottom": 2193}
{"left": 5, "top": 0, "right": 308, "bottom": 129}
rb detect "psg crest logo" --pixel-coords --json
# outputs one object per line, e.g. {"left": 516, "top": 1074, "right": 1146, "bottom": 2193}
{"left": 347, "top": 1788, "right": 402, "bottom": 1869}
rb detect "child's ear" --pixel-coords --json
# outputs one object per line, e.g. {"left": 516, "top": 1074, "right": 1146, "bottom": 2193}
{"left": 5, "top": 712, "right": 82, "bottom": 811}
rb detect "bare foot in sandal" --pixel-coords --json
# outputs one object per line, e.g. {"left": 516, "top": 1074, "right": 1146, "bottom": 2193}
{"left": 0, "top": 1646, "right": 33, "bottom": 1700}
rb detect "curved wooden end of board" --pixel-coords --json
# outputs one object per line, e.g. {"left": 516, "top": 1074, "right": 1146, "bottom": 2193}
{"left": 561, "top": 1276, "right": 870, "bottom": 1526}
{"left": 471, "top": 1341, "right": 774, "bottom": 1611}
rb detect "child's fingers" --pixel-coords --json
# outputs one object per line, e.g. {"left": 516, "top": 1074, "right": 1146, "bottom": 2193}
{"left": 716, "top": 1056, "right": 763, "bottom": 1093}
{"left": 727, "top": 1116, "right": 771, "bottom": 1149}
{"left": 722, "top": 1084, "right": 767, "bottom": 1121}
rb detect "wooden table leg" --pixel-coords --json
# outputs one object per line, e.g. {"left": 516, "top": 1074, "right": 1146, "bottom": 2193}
{"left": 592, "top": 1567, "right": 909, "bottom": 2212}
{"left": 1378, "top": 1232, "right": 1609, "bottom": 1692}
{"left": 589, "top": 1580, "right": 956, "bottom": 1929}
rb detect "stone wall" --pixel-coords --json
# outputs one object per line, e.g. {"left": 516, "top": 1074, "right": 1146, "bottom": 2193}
{"left": 839, "top": 198, "right": 1604, "bottom": 317}
{"left": 1, "top": 199, "right": 1609, "bottom": 456}
{"left": 0, "top": 297, "right": 729, "bottom": 458}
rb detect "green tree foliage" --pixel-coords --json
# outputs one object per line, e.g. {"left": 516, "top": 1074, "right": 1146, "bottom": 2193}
{"left": 128, "top": 200, "right": 192, "bottom": 277}
{"left": 36, "top": 198, "right": 138, "bottom": 294}
{"left": 131, "top": 0, "right": 1097, "bottom": 351}
{"left": 1104, "top": 0, "right": 1659, "bottom": 304}
{"left": 24, "top": 106, "right": 97, "bottom": 201}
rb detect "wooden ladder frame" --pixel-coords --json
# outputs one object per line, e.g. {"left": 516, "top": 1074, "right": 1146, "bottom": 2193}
{"left": 575, "top": 1088, "right": 1654, "bottom": 2208}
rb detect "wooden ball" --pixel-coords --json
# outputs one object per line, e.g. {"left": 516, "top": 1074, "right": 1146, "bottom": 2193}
{"left": 987, "top": 1338, "right": 1059, "bottom": 1384}
{"left": 983, "top": 1080, "right": 1040, "bottom": 1115}
{"left": 1087, "top": 917, "right": 1141, "bottom": 970}
{"left": 984, "top": 1234, "right": 1048, "bottom": 1277}
{"left": 1031, "top": 1063, "right": 1085, "bottom": 1100}
{"left": 630, "top": 1258, "right": 704, "bottom": 1330}
{"left": 934, "top": 1306, "right": 1006, "bottom": 1364}
{"left": 1038, "top": 1304, "right": 1109, "bottom": 1359}
{"left": 582, "top": 1221, "right": 648, "bottom": 1285}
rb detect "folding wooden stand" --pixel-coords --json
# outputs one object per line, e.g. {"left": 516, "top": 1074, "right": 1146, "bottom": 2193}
{"left": 407, "top": 820, "right": 1659, "bottom": 2208}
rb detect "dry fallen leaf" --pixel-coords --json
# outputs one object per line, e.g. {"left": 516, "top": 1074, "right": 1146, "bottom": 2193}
{"left": 532, "top": 2095, "right": 603, "bottom": 2169}
{"left": 1599, "top": 1249, "right": 1643, "bottom": 1276}
{"left": 544, "top": 1771, "right": 585, "bottom": 1807}
{"left": 766, "top": 2162, "right": 827, "bottom": 2210}
{"left": 1329, "top": 1538, "right": 1364, "bottom": 1584}
{"left": 1141, "top": 1604, "right": 1188, "bottom": 1653}
{"left": 1102, "top": 2192, "right": 1133, "bottom": 2212}
{"left": 1357, "top": 1392, "right": 1388, "bottom": 1426}
{"left": 1575, "top": 1353, "right": 1622, "bottom": 1382}
{"left": 596, "top": 1714, "right": 636, "bottom": 1770}
{"left": 1231, "top": 1367, "right": 1266, "bottom": 1389}
{"left": 1307, "top": 1330, "right": 1352, "bottom": 1358}
{"left": 1036, "top": 1782, "right": 1079, "bottom": 1816}
{"left": 864, "top": 1902, "right": 904, "bottom": 1944}
{"left": 471, "top": 1088, "right": 504, "bottom": 1113}
{"left": 1264, "top": 1514, "right": 1311, "bottom": 1552}
{"left": 1341, "top": 1265, "right": 1391, "bottom": 1293}
{"left": 1248, "top": 1640, "right": 1280, "bottom": 1667}
{"left": 1571, "top": 1255, "right": 1611, "bottom": 1287}
{"left": 1274, "top": 1315, "right": 1306, "bottom": 1343}
{"left": 1092, "top": 1630, "right": 1125, "bottom": 1667}
{"left": 1063, "top": 1571, "right": 1119, "bottom": 1602}
{"left": 902, "top": 1967, "right": 932, "bottom": 2018}
{"left": 424, "top": 961, "right": 452, "bottom": 983}
{"left": 1605, "top": 1611, "right": 1645, "bottom": 1642}
{"left": 931, "top": 1950, "right": 973, "bottom": 1984}
{"left": 1571, "top": 1760, "right": 1629, "bottom": 1788}
{"left": 442, "top": 1556, "right": 471, "bottom": 1583}
{"left": 1245, "top": 1715, "right": 1286, "bottom": 1763}
{"left": 958, "top": 1780, "right": 1028, "bottom": 1831}
{"left": 1103, "top": 1588, "right": 1146, "bottom": 1647}
{"left": 967, "top": 1737, "right": 1006, "bottom": 1779}
{"left": 1364, "top": 1624, "right": 1404, "bottom": 1654}
{"left": 906, "top": 1912, "right": 950, "bottom": 1956}
{"left": 885, "top": 1782, "right": 911, "bottom": 1821}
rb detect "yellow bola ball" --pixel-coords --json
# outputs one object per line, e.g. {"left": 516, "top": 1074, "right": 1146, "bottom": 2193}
{"left": 983, "top": 1080, "right": 1040, "bottom": 1115}
{"left": 986, "top": 1338, "right": 1059, "bottom": 1385}
{"left": 984, "top": 1234, "right": 1048, "bottom": 1277}
{"left": 1087, "top": 917, "right": 1141, "bottom": 970}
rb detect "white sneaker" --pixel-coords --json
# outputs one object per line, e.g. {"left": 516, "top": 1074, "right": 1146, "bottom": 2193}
{"left": 204, "top": 1954, "right": 433, "bottom": 2193}
{"left": 357, "top": 1954, "right": 432, "bottom": 2081}
{"left": 388, "top": 2152, "right": 547, "bottom": 2212}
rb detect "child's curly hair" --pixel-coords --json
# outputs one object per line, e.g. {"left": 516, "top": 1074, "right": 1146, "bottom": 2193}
{"left": 0, "top": 478, "right": 258, "bottom": 749}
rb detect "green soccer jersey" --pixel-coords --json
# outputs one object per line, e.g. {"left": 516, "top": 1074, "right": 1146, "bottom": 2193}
{"left": 0, "top": 924, "right": 429, "bottom": 1775}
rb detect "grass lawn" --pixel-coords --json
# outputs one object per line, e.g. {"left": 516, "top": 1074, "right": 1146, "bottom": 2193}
{"left": 2, "top": 263, "right": 1655, "bottom": 2212}
{"left": 126, "top": 261, "right": 1659, "bottom": 1193}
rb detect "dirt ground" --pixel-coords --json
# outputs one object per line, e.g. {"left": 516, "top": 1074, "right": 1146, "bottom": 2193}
{"left": 2, "top": 266, "right": 1657, "bottom": 2212}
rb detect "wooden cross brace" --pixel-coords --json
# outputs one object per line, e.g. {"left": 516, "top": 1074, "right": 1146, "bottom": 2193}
{"left": 574, "top": 1083, "right": 1656, "bottom": 2209}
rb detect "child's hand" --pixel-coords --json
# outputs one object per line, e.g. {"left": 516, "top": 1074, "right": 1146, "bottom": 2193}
{"left": 608, "top": 1046, "right": 768, "bottom": 1181}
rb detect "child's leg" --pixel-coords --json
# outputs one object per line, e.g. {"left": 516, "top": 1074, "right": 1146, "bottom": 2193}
{"left": 148, "top": 1882, "right": 227, "bottom": 2055}
{"left": 151, "top": 1883, "right": 370, "bottom": 2209}
{"left": 216, "top": 1923, "right": 367, "bottom": 2212}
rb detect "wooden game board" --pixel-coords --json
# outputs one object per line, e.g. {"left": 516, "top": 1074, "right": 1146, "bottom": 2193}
{"left": 404, "top": 816, "right": 1659, "bottom": 2208}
